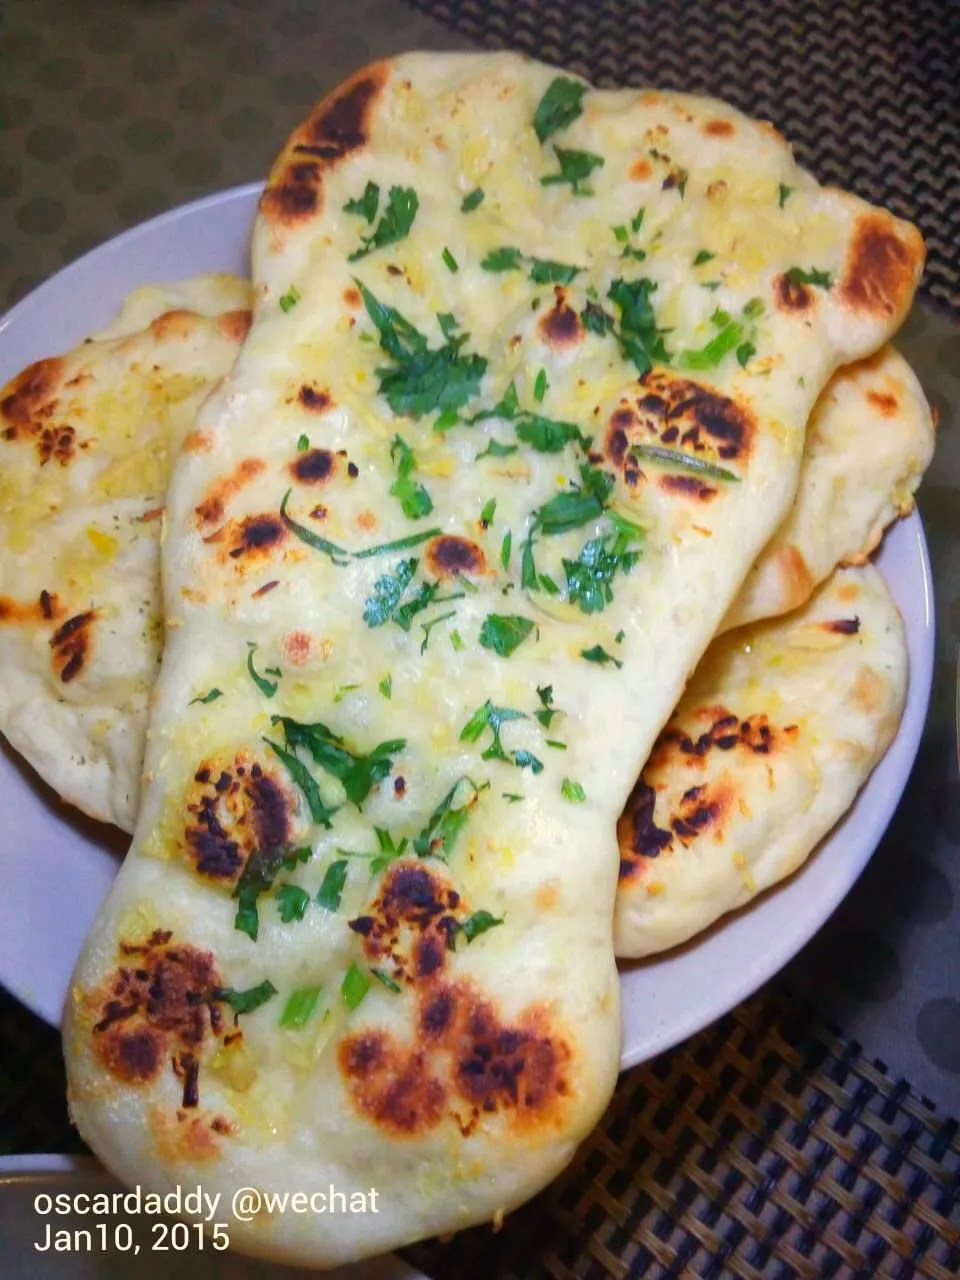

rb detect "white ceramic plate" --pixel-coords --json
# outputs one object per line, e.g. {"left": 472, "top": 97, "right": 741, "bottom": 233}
{"left": 0, "top": 186, "right": 935, "bottom": 1069}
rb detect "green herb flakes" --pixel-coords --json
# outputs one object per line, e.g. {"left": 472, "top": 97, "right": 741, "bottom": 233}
{"left": 461, "top": 187, "right": 485, "bottom": 212}
{"left": 297, "top": 433, "right": 310, "bottom": 451}
{"left": 459, "top": 910, "right": 504, "bottom": 944}
{"left": 778, "top": 183, "right": 793, "bottom": 209}
{"left": 341, "top": 963, "right": 370, "bottom": 1011}
{"left": 442, "top": 247, "right": 458, "bottom": 273}
{"left": 189, "top": 687, "right": 223, "bottom": 706}
{"left": 581, "top": 643, "right": 623, "bottom": 669}
{"left": 316, "top": 859, "right": 349, "bottom": 912}
{"left": 372, "top": 968, "right": 402, "bottom": 993}
{"left": 216, "top": 980, "right": 278, "bottom": 1016}
{"left": 478, "top": 613, "right": 537, "bottom": 657}
{"left": 378, "top": 674, "right": 392, "bottom": 700}
{"left": 246, "top": 643, "right": 279, "bottom": 697}
{"left": 784, "top": 266, "right": 833, "bottom": 289}
{"left": 232, "top": 846, "right": 311, "bottom": 942}
{"left": 344, "top": 181, "right": 379, "bottom": 222}
{"left": 279, "top": 985, "right": 322, "bottom": 1029}
{"left": 413, "top": 776, "right": 483, "bottom": 859}
{"left": 348, "top": 185, "right": 418, "bottom": 261}
{"left": 561, "top": 778, "right": 587, "bottom": 803}
{"left": 540, "top": 145, "right": 604, "bottom": 195}
{"left": 279, "top": 285, "right": 301, "bottom": 313}
{"left": 389, "top": 435, "right": 433, "bottom": 520}
{"left": 693, "top": 249, "right": 715, "bottom": 266}
{"left": 534, "top": 76, "right": 587, "bottom": 143}
{"left": 276, "top": 883, "right": 311, "bottom": 923}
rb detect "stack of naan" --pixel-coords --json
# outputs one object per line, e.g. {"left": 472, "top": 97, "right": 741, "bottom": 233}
{"left": 0, "top": 53, "right": 932, "bottom": 1266}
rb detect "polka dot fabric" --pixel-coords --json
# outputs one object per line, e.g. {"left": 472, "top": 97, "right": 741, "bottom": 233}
{"left": 1, "top": 0, "right": 959, "bottom": 1150}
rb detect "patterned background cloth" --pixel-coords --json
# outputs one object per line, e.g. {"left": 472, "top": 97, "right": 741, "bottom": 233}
{"left": 0, "top": 0, "right": 959, "bottom": 1271}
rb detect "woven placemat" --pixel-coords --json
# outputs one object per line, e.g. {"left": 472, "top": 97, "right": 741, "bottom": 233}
{"left": 404, "top": 0, "right": 960, "bottom": 319}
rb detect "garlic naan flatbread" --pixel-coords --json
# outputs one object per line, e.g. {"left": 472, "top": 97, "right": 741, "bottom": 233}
{"left": 64, "top": 53, "right": 922, "bottom": 1267}
{"left": 616, "top": 563, "right": 907, "bottom": 958}
{"left": 0, "top": 279, "right": 252, "bottom": 829}
{"left": 723, "top": 345, "right": 934, "bottom": 631}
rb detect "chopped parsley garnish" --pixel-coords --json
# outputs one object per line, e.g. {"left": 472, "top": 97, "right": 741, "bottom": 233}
{"left": 341, "top": 963, "right": 370, "bottom": 1011}
{"left": 280, "top": 489, "right": 350, "bottom": 564}
{"left": 348, "top": 185, "right": 418, "bottom": 261}
{"left": 461, "top": 187, "right": 485, "bottom": 212}
{"left": 621, "top": 246, "right": 647, "bottom": 263}
{"left": 534, "top": 76, "right": 587, "bottom": 143}
{"left": 778, "top": 183, "right": 794, "bottom": 209}
{"left": 615, "top": 629, "right": 625, "bottom": 643}
{"left": 479, "top": 613, "right": 538, "bottom": 657}
{"left": 413, "top": 776, "right": 483, "bottom": 859}
{"left": 613, "top": 225, "right": 628, "bottom": 244}
{"left": 480, "top": 247, "right": 582, "bottom": 284}
{"left": 535, "top": 684, "right": 560, "bottom": 728}
{"left": 233, "top": 846, "right": 311, "bottom": 942}
{"left": 371, "top": 827, "right": 409, "bottom": 874}
{"left": 536, "top": 463, "right": 613, "bottom": 537}
{"left": 378, "top": 674, "right": 392, "bottom": 699}
{"left": 279, "top": 285, "right": 301, "bottom": 313}
{"left": 743, "top": 297, "right": 766, "bottom": 319}
{"left": 500, "top": 530, "right": 512, "bottom": 569}
{"left": 189, "top": 687, "right": 223, "bottom": 706}
{"left": 344, "top": 181, "right": 380, "bottom": 222}
{"left": 563, "top": 525, "right": 643, "bottom": 614}
{"left": 480, "top": 497, "right": 497, "bottom": 528}
{"left": 693, "top": 249, "right": 715, "bottom": 266}
{"left": 371, "top": 968, "right": 402, "bottom": 993}
{"left": 546, "top": 740, "right": 566, "bottom": 750}
{"left": 276, "top": 883, "right": 311, "bottom": 923}
{"left": 512, "top": 749, "right": 544, "bottom": 773}
{"left": 534, "top": 369, "right": 548, "bottom": 402}
{"left": 389, "top": 435, "right": 433, "bottom": 520}
{"left": 581, "top": 643, "right": 623, "bottom": 669}
{"left": 279, "top": 985, "right": 322, "bottom": 1029}
{"left": 356, "top": 280, "right": 487, "bottom": 420}
{"left": 437, "top": 311, "right": 458, "bottom": 338}
{"left": 353, "top": 528, "right": 443, "bottom": 559}
{"left": 333, "top": 684, "right": 359, "bottom": 704}
{"left": 678, "top": 310, "right": 745, "bottom": 370}
{"left": 215, "top": 980, "right": 278, "bottom": 1015}
{"left": 272, "top": 716, "right": 405, "bottom": 808}
{"left": 607, "top": 278, "right": 671, "bottom": 376}
{"left": 540, "top": 145, "right": 604, "bottom": 195}
{"left": 246, "top": 643, "right": 280, "bottom": 697}
{"left": 460, "top": 703, "right": 539, "bottom": 770}
{"left": 515, "top": 414, "right": 589, "bottom": 453}
{"left": 701, "top": 281, "right": 722, "bottom": 291}
{"left": 450, "top": 629, "right": 464, "bottom": 651}
{"left": 265, "top": 739, "right": 338, "bottom": 828}
{"left": 581, "top": 300, "right": 616, "bottom": 335}
{"left": 458, "top": 910, "right": 504, "bottom": 945}
{"left": 316, "top": 859, "right": 348, "bottom": 912}
{"left": 442, "top": 247, "right": 458, "bottom": 273}
{"left": 503, "top": 793, "right": 524, "bottom": 803}
{"left": 477, "top": 439, "right": 518, "bottom": 460}
{"left": 363, "top": 557, "right": 460, "bottom": 634}
{"left": 629, "top": 443, "right": 739, "bottom": 482}
{"left": 631, "top": 207, "right": 645, "bottom": 232}
{"left": 561, "top": 778, "right": 586, "bottom": 803}
{"left": 297, "top": 433, "right": 310, "bottom": 451}
{"left": 785, "top": 265, "right": 833, "bottom": 289}
{"left": 420, "top": 609, "right": 457, "bottom": 654}
{"left": 737, "top": 342, "right": 756, "bottom": 367}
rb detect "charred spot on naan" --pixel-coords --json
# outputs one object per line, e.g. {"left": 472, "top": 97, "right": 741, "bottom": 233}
{"left": 149, "top": 1107, "right": 229, "bottom": 1164}
{"left": 840, "top": 212, "right": 924, "bottom": 320}
{"left": 670, "top": 779, "right": 736, "bottom": 845}
{"left": 297, "top": 384, "right": 333, "bottom": 413}
{"left": 425, "top": 535, "right": 487, "bottom": 579}
{"left": 538, "top": 288, "right": 584, "bottom": 349}
{"left": 618, "top": 779, "right": 673, "bottom": 881}
{"left": 290, "top": 447, "right": 337, "bottom": 485}
{"left": 774, "top": 272, "right": 814, "bottom": 313}
{"left": 50, "top": 610, "right": 98, "bottom": 683}
{"left": 88, "top": 930, "right": 226, "bottom": 1092}
{"left": 339, "top": 978, "right": 572, "bottom": 1137}
{"left": 0, "top": 590, "right": 65, "bottom": 626}
{"left": 0, "top": 356, "right": 88, "bottom": 466}
{"left": 651, "top": 708, "right": 799, "bottom": 768}
{"left": 204, "top": 513, "right": 288, "bottom": 567}
{"left": 604, "top": 373, "right": 753, "bottom": 483}
{"left": 658, "top": 474, "right": 718, "bottom": 502}
{"left": 261, "top": 61, "right": 390, "bottom": 230}
{"left": 821, "top": 616, "right": 860, "bottom": 635}
{"left": 194, "top": 458, "right": 266, "bottom": 528}
{"left": 183, "top": 754, "right": 295, "bottom": 883}
{"left": 217, "top": 309, "right": 252, "bottom": 344}
{"left": 348, "top": 862, "right": 467, "bottom": 985}
{"left": 866, "top": 389, "right": 899, "bottom": 417}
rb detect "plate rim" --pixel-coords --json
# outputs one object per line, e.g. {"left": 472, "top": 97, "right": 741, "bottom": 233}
{"left": 0, "top": 185, "right": 936, "bottom": 1072}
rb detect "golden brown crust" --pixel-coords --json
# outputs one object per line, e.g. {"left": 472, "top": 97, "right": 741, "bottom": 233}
{"left": 839, "top": 212, "right": 925, "bottom": 320}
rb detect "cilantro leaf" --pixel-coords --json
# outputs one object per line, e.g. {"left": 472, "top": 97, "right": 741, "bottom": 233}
{"left": 233, "top": 846, "right": 311, "bottom": 941}
{"left": 460, "top": 700, "right": 527, "bottom": 763}
{"left": 581, "top": 300, "right": 615, "bottom": 335}
{"left": 478, "top": 614, "right": 538, "bottom": 657}
{"left": 528, "top": 258, "right": 582, "bottom": 285}
{"left": 607, "top": 278, "right": 671, "bottom": 376}
{"left": 189, "top": 687, "right": 223, "bottom": 706}
{"left": 413, "top": 776, "right": 482, "bottom": 859}
{"left": 459, "top": 910, "right": 504, "bottom": 944}
{"left": 341, "top": 963, "right": 370, "bottom": 1011}
{"left": 279, "top": 986, "right": 322, "bottom": 1029}
{"left": 785, "top": 265, "right": 833, "bottom": 289}
{"left": 534, "top": 464, "right": 613, "bottom": 536}
{"left": 678, "top": 317, "right": 744, "bottom": 370}
{"left": 420, "top": 609, "right": 457, "bottom": 654}
{"left": 737, "top": 342, "right": 756, "bottom": 367}
{"left": 273, "top": 716, "right": 406, "bottom": 808}
{"left": 693, "top": 249, "right": 715, "bottom": 266}
{"left": 280, "top": 489, "right": 350, "bottom": 564}
{"left": 581, "top": 643, "right": 623, "bottom": 669}
{"left": 512, "top": 749, "right": 544, "bottom": 773}
{"left": 389, "top": 435, "right": 433, "bottom": 519}
{"left": 378, "top": 674, "right": 392, "bottom": 699}
{"left": 540, "top": 145, "right": 604, "bottom": 195}
{"left": 215, "top": 980, "right": 278, "bottom": 1015}
{"left": 480, "top": 498, "right": 497, "bottom": 528}
{"left": 264, "top": 739, "right": 338, "bottom": 828}
{"left": 348, "top": 185, "right": 418, "bottom": 261}
{"left": 279, "top": 285, "right": 300, "bottom": 313}
{"left": 344, "top": 181, "right": 379, "bottom": 222}
{"left": 561, "top": 778, "right": 586, "bottom": 803}
{"left": 371, "top": 826, "right": 409, "bottom": 875}
{"left": 363, "top": 557, "right": 418, "bottom": 627}
{"left": 534, "top": 76, "right": 587, "bottom": 143}
{"left": 534, "top": 369, "right": 548, "bottom": 402}
{"left": 563, "top": 530, "right": 642, "bottom": 614}
{"left": 778, "top": 184, "right": 793, "bottom": 209}
{"left": 500, "top": 530, "right": 512, "bottom": 569}
{"left": 246, "top": 643, "right": 279, "bottom": 697}
{"left": 515, "top": 414, "right": 589, "bottom": 453}
{"left": 461, "top": 187, "right": 485, "bottom": 212}
{"left": 316, "top": 859, "right": 348, "bottom": 912}
{"left": 442, "top": 247, "right": 458, "bottom": 273}
{"left": 477, "top": 439, "right": 518, "bottom": 460}
{"left": 481, "top": 246, "right": 524, "bottom": 273}
{"left": 276, "top": 883, "right": 311, "bottom": 923}
{"left": 535, "top": 684, "right": 560, "bottom": 728}
{"left": 371, "top": 968, "right": 402, "bottom": 992}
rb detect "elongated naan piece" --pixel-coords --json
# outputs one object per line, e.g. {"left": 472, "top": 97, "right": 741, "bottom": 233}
{"left": 616, "top": 564, "right": 907, "bottom": 958}
{"left": 723, "top": 345, "right": 934, "bottom": 630}
{"left": 64, "top": 53, "right": 922, "bottom": 1266}
{"left": 0, "top": 280, "right": 252, "bottom": 829}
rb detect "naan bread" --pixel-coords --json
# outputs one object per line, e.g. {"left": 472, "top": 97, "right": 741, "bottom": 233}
{"left": 723, "top": 345, "right": 934, "bottom": 631}
{"left": 616, "top": 563, "right": 907, "bottom": 958}
{"left": 0, "top": 279, "right": 252, "bottom": 829}
{"left": 64, "top": 53, "right": 922, "bottom": 1266}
